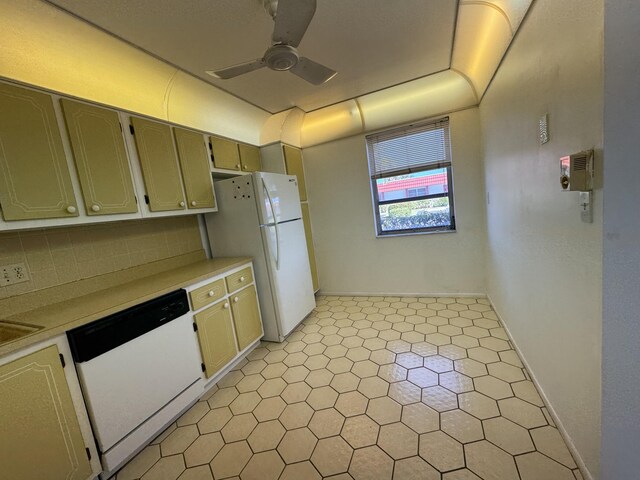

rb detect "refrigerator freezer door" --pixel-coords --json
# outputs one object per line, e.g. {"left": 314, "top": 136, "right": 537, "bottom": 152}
{"left": 255, "top": 172, "right": 302, "bottom": 225}
{"left": 261, "top": 219, "right": 316, "bottom": 338}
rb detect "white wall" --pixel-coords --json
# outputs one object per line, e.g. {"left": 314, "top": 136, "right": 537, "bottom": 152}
{"left": 303, "top": 108, "right": 486, "bottom": 296}
{"left": 479, "top": 0, "right": 603, "bottom": 477}
{"left": 601, "top": 0, "right": 640, "bottom": 477}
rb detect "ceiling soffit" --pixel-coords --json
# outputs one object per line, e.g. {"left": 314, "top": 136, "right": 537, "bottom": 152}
{"left": 46, "top": 0, "right": 459, "bottom": 114}
{"left": 295, "top": 0, "right": 534, "bottom": 147}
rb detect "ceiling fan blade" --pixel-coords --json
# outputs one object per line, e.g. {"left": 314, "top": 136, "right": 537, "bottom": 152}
{"left": 290, "top": 57, "right": 337, "bottom": 85}
{"left": 272, "top": 0, "right": 316, "bottom": 48}
{"left": 206, "top": 59, "right": 265, "bottom": 79}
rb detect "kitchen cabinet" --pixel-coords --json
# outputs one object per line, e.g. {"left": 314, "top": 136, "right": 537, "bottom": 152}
{"left": 301, "top": 203, "right": 319, "bottom": 291}
{"left": 230, "top": 285, "right": 262, "bottom": 351}
{"left": 0, "top": 344, "right": 93, "bottom": 480}
{"left": 188, "top": 262, "right": 264, "bottom": 382}
{"left": 210, "top": 136, "right": 262, "bottom": 174}
{"left": 130, "top": 116, "right": 186, "bottom": 212}
{"left": 226, "top": 266, "right": 253, "bottom": 294}
{"left": 194, "top": 300, "right": 238, "bottom": 378}
{"left": 0, "top": 83, "right": 78, "bottom": 221}
{"left": 283, "top": 144, "right": 308, "bottom": 201}
{"left": 60, "top": 99, "right": 138, "bottom": 216}
{"left": 0, "top": 78, "right": 227, "bottom": 231}
{"left": 173, "top": 127, "right": 216, "bottom": 209}
{"left": 189, "top": 278, "right": 226, "bottom": 311}
{"left": 210, "top": 135, "right": 241, "bottom": 171}
{"left": 238, "top": 143, "right": 262, "bottom": 172}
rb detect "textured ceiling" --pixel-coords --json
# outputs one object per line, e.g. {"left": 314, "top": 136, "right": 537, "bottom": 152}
{"left": 46, "top": 0, "right": 458, "bottom": 114}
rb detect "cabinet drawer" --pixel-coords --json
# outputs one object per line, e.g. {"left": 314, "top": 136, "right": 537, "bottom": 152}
{"left": 190, "top": 278, "right": 226, "bottom": 311}
{"left": 226, "top": 267, "right": 253, "bottom": 293}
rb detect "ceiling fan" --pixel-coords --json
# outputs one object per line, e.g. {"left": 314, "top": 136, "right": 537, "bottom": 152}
{"left": 206, "top": 0, "right": 337, "bottom": 85}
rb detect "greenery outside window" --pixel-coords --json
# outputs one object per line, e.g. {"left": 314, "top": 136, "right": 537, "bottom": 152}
{"left": 366, "top": 117, "right": 455, "bottom": 236}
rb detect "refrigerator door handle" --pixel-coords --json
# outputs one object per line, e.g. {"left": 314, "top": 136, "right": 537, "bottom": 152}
{"left": 262, "top": 178, "right": 281, "bottom": 271}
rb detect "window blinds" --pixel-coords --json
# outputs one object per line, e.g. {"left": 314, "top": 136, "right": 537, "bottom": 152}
{"left": 366, "top": 117, "right": 451, "bottom": 178}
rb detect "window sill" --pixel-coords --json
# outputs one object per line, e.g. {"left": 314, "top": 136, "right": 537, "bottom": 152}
{"left": 375, "top": 228, "right": 456, "bottom": 238}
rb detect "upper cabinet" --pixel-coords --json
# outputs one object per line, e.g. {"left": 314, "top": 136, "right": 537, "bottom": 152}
{"left": 0, "top": 83, "right": 78, "bottom": 221}
{"left": 238, "top": 143, "right": 262, "bottom": 172}
{"left": 0, "top": 80, "right": 220, "bottom": 231}
{"left": 210, "top": 136, "right": 241, "bottom": 171}
{"left": 60, "top": 99, "right": 138, "bottom": 216}
{"left": 173, "top": 127, "right": 216, "bottom": 210}
{"left": 283, "top": 145, "right": 308, "bottom": 201}
{"left": 210, "top": 136, "right": 262, "bottom": 174}
{"left": 130, "top": 117, "right": 186, "bottom": 212}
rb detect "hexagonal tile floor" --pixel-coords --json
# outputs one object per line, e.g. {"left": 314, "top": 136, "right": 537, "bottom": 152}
{"left": 115, "top": 296, "right": 582, "bottom": 480}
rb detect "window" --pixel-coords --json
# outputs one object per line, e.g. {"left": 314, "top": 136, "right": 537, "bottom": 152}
{"left": 366, "top": 117, "right": 455, "bottom": 236}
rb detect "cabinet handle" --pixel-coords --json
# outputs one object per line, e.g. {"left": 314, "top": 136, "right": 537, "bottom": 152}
{"left": 223, "top": 302, "right": 229, "bottom": 309}
{"left": 240, "top": 276, "right": 246, "bottom": 282}
{"left": 191, "top": 201, "right": 197, "bottom": 207}
{"left": 208, "top": 290, "right": 215, "bottom": 297}
{"left": 235, "top": 164, "right": 240, "bottom": 169}
{"left": 233, "top": 297, "right": 239, "bottom": 303}
{"left": 243, "top": 165, "right": 248, "bottom": 170}
{"left": 91, "top": 204, "right": 101, "bottom": 212}
{"left": 66, "top": 205, "right": 77, "bottom": 214}
{"left": 179, "top": 201, "right": 185, "bottom": 207}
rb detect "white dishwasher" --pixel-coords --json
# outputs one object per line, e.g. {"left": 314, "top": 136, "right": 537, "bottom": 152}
{"left": 67, "top": 289, "right": 203, "bottom": 479}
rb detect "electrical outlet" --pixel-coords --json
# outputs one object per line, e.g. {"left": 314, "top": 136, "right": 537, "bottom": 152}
{"left": 1, "top": 262, "right": 30, "bottom": 287}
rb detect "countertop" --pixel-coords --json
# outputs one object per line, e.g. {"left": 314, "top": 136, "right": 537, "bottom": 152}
{"left": 0, "top": 256, "right": 252, "bottom": 357}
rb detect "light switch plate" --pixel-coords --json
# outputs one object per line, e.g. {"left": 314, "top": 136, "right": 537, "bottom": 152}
{"left": 539, "top": 114, "right": 549, "bottom": 144}
{"left": 0, "top": 262, "right": 30, "bottom": 287}
{"left": 580, "top": 191, "right": 593, "bottom": 223}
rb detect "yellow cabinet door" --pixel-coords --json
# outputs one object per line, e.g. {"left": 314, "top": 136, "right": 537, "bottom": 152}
{"left": 210, "top": 136, "right": 240, "bottom": 171}
{"left": 301, "top": 203, "right": 319, "bottom": 291}
{"left": 60, "top": 99, "right": 138, "bottom": 216}
{"left": 283, "top": 145, "right": 307, "bottom": 201}
{"left": 0, "top": 345, "right": 92, "bottom": 480}
{"left": 194, "top": 300, "right": 238, "bottom": 378}
{"left": 0, "top": 83, "right": 78, "bottom": 221}
{"left": 130, "top": 117, "right": 186, "bottom": 212}
{"left": 230, "top": 286, "right": 263, "bottom": 351}
{"left": 173, "top": 127, "right": 216, "bottom": 209}
{"left": 238, "top": 143, "right": 261, "bottom": 172}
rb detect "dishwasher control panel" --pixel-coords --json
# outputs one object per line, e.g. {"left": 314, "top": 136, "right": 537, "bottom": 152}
{"left": 67, "top": 289, "right": 189, "bottom": 363}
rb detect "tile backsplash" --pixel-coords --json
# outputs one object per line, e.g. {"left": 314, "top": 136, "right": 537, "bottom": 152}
{"left": 0, "top": 216, "right": 203, "bottom": 299}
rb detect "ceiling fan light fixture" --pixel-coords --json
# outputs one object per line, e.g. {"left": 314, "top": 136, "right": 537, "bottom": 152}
{"left": 208, "top": 0, "right": 336, "bottom": 85}
{"left": 264, "top": 44, "right": 299, "bottom": 71}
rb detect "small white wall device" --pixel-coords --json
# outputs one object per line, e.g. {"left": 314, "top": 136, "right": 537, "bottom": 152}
{"left": 560, "top": 150, "right": 594, "bottom": 223}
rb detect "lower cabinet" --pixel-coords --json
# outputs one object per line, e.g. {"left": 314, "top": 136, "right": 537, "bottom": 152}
{"left": 194, "top": 300, "right": 238, "bottom": 378}
{"left": 0, "top": 344, "right": 93, "bottom": 480}
{"left": 190, "top": 264, "right": 264, "bottom": 380}
{"left": 230, "top": 286, "right": 263, "bottom": 351}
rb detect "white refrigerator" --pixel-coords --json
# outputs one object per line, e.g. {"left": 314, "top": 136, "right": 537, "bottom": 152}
{"left": 205, "top": 172, "right": 316, "bottom": 342}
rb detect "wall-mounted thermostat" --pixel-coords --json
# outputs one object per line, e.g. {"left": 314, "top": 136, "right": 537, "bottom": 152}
{"left": 560, "top": 150, "right": 594, "bottom": 191}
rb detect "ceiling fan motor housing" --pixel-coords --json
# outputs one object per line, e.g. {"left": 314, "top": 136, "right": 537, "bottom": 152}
{"left": 265, "top": 44, "right": 299, "bottom": 71}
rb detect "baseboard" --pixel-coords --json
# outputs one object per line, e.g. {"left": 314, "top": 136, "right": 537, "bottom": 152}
{"left": 317, "top": 291, "right": 487, "bottom": 298}
{"left": 486, "top": 294, "right": 594, "bottom": 480}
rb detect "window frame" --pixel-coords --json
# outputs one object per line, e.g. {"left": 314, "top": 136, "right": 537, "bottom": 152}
{"left": 366, "top": 117, "right": 457, "bottom": 237}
